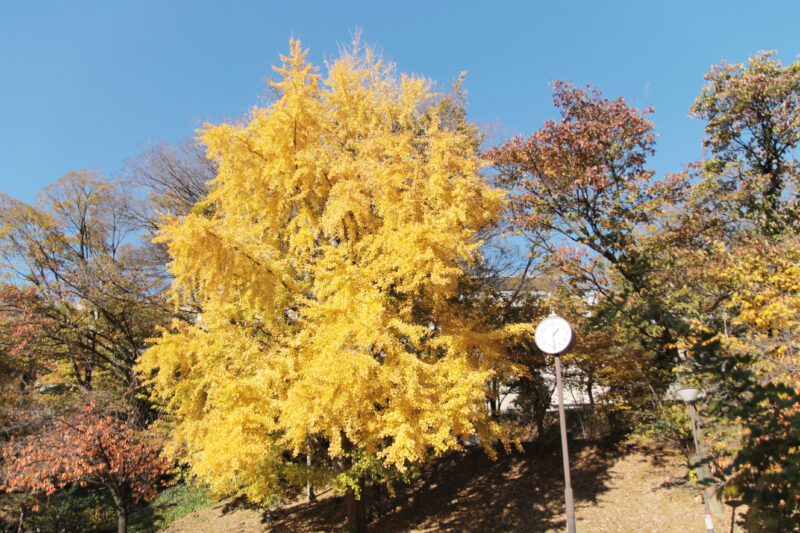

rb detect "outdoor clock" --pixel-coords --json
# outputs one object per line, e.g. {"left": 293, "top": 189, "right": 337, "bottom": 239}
{"left": 534, "top": 314, "right": 574, "bottom": 355}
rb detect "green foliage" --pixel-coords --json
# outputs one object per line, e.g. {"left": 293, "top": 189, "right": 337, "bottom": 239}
{"left": 629, "top": 402, "right": 692, "bottom": 452}
{"left": 688, "top": 324, "right": 800, "bottom": 529}
{"left": 1, "top": 481, "right": 211, "bottom": 533}
{"left": 130, "top": 482, "right": 211, "bottom": 533}
{"left": 21, "top": 486, "right": 115, "bottom": 533}
{"left": 680, "top": 54, "right": 800, "bottom": 528}
{"left": 691, "top": 51, "right": 800, "bottom": 235}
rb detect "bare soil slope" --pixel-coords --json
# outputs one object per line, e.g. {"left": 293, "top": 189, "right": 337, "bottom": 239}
{"left": 164, "top": 441, "right": 737, "bottom": 532}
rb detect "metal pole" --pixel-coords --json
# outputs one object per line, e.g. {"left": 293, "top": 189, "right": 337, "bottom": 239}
{"left": 688, "top": 404, "right": 699, "bottom": 453}
{"left": 555, "top": 355, "right": 577, "bottom": 533}
{"left": 688, "top": 403, "right": 714, "bottom": 533}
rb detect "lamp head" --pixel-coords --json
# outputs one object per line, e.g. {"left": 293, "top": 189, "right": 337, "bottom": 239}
{"left": 676, "top": 387, "right": 700, "bottom": 403}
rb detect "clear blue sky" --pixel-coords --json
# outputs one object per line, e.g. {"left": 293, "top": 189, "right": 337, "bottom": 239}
{"left": 1, "top": 1, "right": 798, "bottom": 204}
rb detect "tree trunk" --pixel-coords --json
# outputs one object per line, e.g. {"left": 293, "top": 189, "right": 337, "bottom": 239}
{"left": 110, "top": 488, "right": 129, "bottom": 533}
{"left": 16, "top": 504, "right": 24, "bottom": 533}
{"left": 535, "top": 409, "right": 545, "bottom": 441}
{"left": 306, "top": 453, "right": 316, "bottom": 502}
{"left": 340, "top": 434, "right": 368, "bottom": 532}
{"left": 344, "top": 480, "right": 368, "bottom": 533}
{"left": 607, "top": 408, "right": 618, "bottom": 435}
{"left": 488, "top": 379, "right": 500, "bottom": 417}
{"left": 586, "top": 375, "right": 595, "bottom": 437}
{"left": 116, "top": 506, "right": 128, "bottom": 533}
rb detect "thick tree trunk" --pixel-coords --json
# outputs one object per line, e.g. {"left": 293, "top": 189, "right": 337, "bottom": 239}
{"left": 344, "top": 481, "right": 368, "bottom": 533}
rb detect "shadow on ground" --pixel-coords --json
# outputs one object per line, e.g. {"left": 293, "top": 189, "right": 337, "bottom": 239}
{"left": 258, "top": 439, "right": 636, "bottom": 532}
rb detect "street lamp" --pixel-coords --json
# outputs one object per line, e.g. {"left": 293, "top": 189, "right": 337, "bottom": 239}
{"left": 676, "top": 387, "right": 715, "bottom": 533}
{"left": 676, "top": 387, "right": 699, "bottom": 403}
{"left": 535, "top": 313, "right": 576, "bottom": 533}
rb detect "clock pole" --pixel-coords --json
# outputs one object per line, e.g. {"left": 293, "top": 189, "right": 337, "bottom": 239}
{"left": 534, "top": 313, "right": 577, "bottom": 533}
{"left": 555, "top": 352, "right": 577, "bottom": 533}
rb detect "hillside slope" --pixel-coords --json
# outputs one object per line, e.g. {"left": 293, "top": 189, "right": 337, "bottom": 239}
{"left": 164, "top": 441, "right": 737, "bottom": 532}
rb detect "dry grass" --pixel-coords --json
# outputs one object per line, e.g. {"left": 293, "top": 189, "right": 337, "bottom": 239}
{"left": 163, "top": 440, "right": 739, "bottom": 532}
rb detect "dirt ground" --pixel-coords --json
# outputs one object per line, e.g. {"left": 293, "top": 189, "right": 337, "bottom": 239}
{"left": 163, "top": 440, "right": 739, "bottom": 532}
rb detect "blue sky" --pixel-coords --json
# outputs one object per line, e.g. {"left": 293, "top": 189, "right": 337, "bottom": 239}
{"left": 1, "top": 1, "right": 798, "bottom": 204}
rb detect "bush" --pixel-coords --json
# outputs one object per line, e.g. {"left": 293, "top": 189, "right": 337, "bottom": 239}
{"left": 23, "top": 486, "right": 115, "bottom": 533}
{"left": 130, "top": 482, "right": 211, "bottom": 533}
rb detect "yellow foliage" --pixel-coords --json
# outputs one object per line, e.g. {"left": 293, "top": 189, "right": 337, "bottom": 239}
{"left": 719, "top": 236, "right": 800, "bottom": 388}
{"left": 138, "top": 40, "right": 521, "bottom": 501}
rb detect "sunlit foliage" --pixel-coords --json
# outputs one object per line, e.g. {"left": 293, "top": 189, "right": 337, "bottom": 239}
{"left": 138, "top": 41, "right": 526, "bottom": 513}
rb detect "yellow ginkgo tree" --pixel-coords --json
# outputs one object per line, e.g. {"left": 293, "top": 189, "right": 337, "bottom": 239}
{"left": 138, "top": 40, "right": 525, "bottom": 530}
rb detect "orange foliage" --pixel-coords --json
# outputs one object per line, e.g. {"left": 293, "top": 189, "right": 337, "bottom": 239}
{"left": 0, "top": 401, "right": 167, "bottom": 504}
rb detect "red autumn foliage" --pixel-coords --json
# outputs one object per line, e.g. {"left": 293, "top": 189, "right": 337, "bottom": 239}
{"left": 0, "top": 286, "right": 54, "bottom": 375}
{"left": 0, "top": 401, "right": 167, "bottom": 531}
{"left": 485, "top": 81, "right": 686, "bottom": 266}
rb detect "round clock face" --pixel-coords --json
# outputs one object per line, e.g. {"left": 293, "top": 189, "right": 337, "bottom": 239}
{"left": 534, "top": 315, "right": 574, "bottom": 355}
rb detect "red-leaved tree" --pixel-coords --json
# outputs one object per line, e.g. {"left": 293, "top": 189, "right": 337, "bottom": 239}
{"left": 486, "top": 80, "right": 684, "bottom": 284}
{"left": 486, "top": 81, "right": 690, "bottom": 406}
{"left": 0, "top": 401, "right": 168, "bottom": 533}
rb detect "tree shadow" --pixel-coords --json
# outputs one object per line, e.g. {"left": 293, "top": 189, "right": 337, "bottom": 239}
{"left": 260, "top": 439, "right": 628, "bottom": 532}
{"left": 261, "top": 492, "right": 346, "bottom": 532}
{"left": 372, "top": 439, "right": 627, "bottom": 532}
